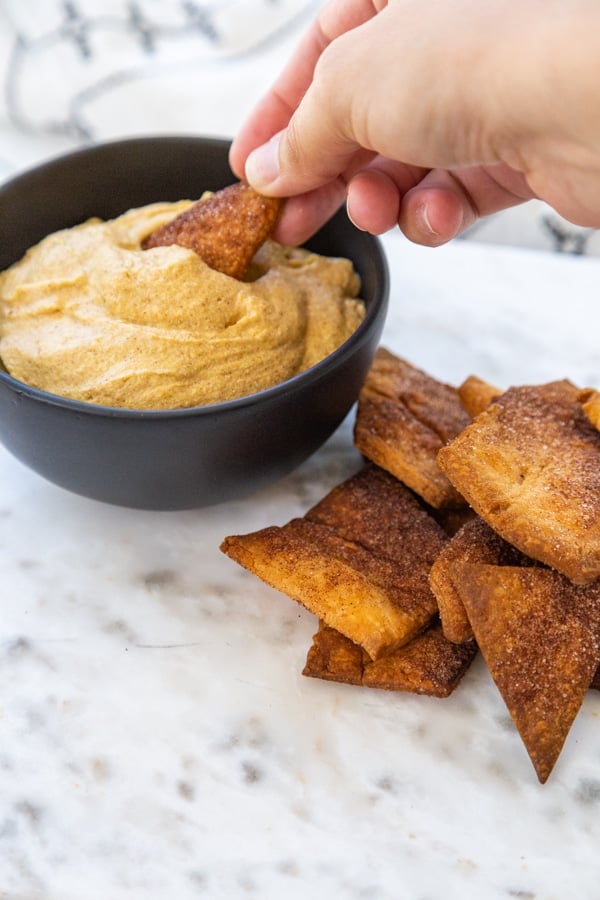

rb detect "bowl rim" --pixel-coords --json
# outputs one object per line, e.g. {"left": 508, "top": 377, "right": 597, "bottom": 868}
{"left": 0, "top": 135, "right": 389, "bottom": 420}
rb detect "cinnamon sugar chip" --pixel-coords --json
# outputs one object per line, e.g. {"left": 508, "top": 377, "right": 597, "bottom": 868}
{"left": 457, "top": 375, "right": 503, "bottom": 418}
{"left": 429, "top": 517, "right": 535, "bottom": 643}
{"left": 303, "top": 620, "right": 477, "bottom": 697}
{"left": 437, "top": 380, "right": 600, "bottom": 584}
{"left": 454, "top": 563, "right": 600, "bottom": 783}
{"left": 303, "top": 621, "right": 368, "bottom": 685}
{"left": 305, "top": 464, "right": 447, "bottom": 565}
{"left": 579, "top": 387, "right": 600, "bottom": 431}
{"left": 354, "top": 348, "right": 470, "bottom": 508}
{"left": 142, "top": 182, "right": 282, "bottom": 279}
{"left": 220, "top": 356, "right": 600, "bottom": 783}
{"left": 220, "top": 465, "right": 447, "bottom": 659}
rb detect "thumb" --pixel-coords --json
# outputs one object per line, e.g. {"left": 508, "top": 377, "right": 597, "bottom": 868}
{"left": 244, "top": 65, "right": 368, "bottom": 197}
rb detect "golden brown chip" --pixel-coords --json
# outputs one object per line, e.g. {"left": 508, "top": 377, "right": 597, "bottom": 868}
{"left": 303, "top": 620, "right": 477, "bottom": 697}
{"left": 221, "top": 466, "right": 447, "bottom": 659}
{"left": 354, "top": 348, "right": 470, "bottom": 508}
{"left": 579, "top": 387, "right": 600, "bottom": 431}
{"left": 457, "top": 374, "right": 503, "bottom": 418}
{"left": 142, "top": 182, "right": 282, "bottom": 279}
{"left": 429, "top": 517, "right": 535, "bottom": 643}
{"left": 454, "top": 563, "right": 600, "bottom": 783}
{"left": 306, "top": 463, "right": 448, "bottom": 565}
{"left": 592, "top": 665, "right": 600, "bottom": 691}
{"left": 437, "top": 380, "right": 600, "bottom": 584}
{"left": 303, "top": 621, "right": 368, "bottom": 685}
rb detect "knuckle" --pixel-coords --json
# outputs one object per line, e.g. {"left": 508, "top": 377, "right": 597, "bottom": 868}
{"left": 281, "top": 117, "right": 307, "bottom": 172}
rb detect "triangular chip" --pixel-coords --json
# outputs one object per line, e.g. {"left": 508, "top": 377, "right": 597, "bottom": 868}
{"left": 354, "top": 348, "right": 470, "bottom": 508}
{"left": 142, "top": 182, "right": 282, "bottom": 279}
{"left": 579, "top": 387, "right": 600, "bottom": 431}
{"left": 221, "top": 466, "right": 447, "bottom": 659}
{"left": 454, "top": 563, "right": 600, "bottom": 783}
{"left": 303, "top": 620, "right": 477, "bottom": 697}
{"left": 429, "top": 517, "right": 535, "bottom": 643}
{"left": 457, "top": 374, "right": 502, "bottom": 418}
{"left": 438, "top": 380, "right": 600, "bottom": 584}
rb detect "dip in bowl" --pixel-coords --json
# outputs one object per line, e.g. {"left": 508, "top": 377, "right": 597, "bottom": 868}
{"left": 0, "top": 136, "right": 389, "bottom": 509}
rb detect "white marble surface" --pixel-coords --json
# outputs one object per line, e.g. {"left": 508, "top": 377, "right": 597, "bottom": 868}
{"left": 1, "top": 232, "right": 599, "bottom": 900}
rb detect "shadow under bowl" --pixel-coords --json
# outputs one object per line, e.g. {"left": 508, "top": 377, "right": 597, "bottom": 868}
{"left": 0, "top": 136, "right": 389, "bottom": 510}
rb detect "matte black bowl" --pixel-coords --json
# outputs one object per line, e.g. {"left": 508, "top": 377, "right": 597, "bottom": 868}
{"left": 0, "top": 136, "right": 388, "bottom": 510}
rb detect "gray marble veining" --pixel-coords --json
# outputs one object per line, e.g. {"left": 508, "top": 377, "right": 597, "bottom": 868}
{"left": 0, "top": 233, "right": 599, "bottom": 899}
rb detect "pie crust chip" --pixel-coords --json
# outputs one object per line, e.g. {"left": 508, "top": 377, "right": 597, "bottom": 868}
{"left": 142, "top": 182, "right": 282, "bottom": 279}
{"left": 220, "top": 355, "right": 600, "bottom": 784}
{"left": 457, "top": 374, "right": 503, "bottom": 418}
{"left": 303, "top": 621, "right": 367, "bottom": 686}
{"left": 579, "top": 387, "right": 600, "bottom": 431}
{"left": 437, "top": 380, "right": 600, "bottom": 584}
{"left": 303, "top": 620, "right": 477, "bottom": 697}
{"left": 305, "top": 463, "right": 448, "bottom": 566}
{"left": 220, "top": 465, "right": 447, "bottom": 659}
{"left": 429, "top": 517, "right": 535, "bottom": 643}
{"left": 454, "top": 563, "right": 600, "bottom": 783}
{"left": 354, "top": 348, "right": 470, "bottom": 508}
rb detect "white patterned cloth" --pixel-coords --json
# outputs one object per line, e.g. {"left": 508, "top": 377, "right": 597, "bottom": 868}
{"left": 0, "top": 1, "right": 321, "bottom": 170}
{"left": 1, "top": 0, "right": 596, "bottom": 255}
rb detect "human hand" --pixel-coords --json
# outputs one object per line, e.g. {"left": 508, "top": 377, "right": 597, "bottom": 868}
{"left": 230, "top": 0, "right": 600, "bottom": 247}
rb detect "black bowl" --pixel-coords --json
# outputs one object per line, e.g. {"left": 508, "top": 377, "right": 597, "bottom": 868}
{"left": 0, "top": 136, "right": 388, "bottom": 510}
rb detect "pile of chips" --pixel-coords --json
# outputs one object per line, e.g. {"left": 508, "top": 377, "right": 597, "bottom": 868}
{"left": 221, "top": 348, "right": 600, "bottom": 783}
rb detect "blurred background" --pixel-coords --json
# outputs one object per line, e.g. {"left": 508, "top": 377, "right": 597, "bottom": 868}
{"left": 2, "top": 0, "right": 598, "bottom": 256}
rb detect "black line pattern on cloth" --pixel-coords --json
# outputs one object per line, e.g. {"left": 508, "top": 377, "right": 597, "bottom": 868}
{"left": 4, "top": 0, "right": 319, "bottom": 140}
{"left": 461, "top": 207, "right": 597, "bottom": 257}
{"left": 541, "top": 213, "right": 594, "bottom": 256}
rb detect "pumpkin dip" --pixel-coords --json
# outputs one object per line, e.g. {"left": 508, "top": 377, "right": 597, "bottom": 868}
{"left": 0, "top": 201, "right": 365, "bottom": 410}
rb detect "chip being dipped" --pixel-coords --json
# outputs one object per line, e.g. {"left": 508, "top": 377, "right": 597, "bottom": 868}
{"left": 142, "top": 181, "right": 282, "bottom": 279}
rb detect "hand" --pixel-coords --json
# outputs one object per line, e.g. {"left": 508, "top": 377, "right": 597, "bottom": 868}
{"left": 230, "top": 0, "right": 600, "bottom": 247}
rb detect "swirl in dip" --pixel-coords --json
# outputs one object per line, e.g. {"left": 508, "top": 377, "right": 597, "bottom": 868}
{"left": 0, "top": 201, "right": 365, "bottom": 410}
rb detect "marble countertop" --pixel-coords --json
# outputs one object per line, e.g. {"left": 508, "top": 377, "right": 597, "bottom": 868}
{"left": 1, "top": 231, "right": 599, "bottom": 900}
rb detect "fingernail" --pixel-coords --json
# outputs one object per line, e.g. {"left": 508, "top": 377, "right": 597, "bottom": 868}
{"left": 245, "top": 133, "right": 281, "bottom": 190}
{"left": 346, "top": 203, "right": 366, "bottom": 232}
{"left": 417, "top": 202, "right": 439, "bottom": 237}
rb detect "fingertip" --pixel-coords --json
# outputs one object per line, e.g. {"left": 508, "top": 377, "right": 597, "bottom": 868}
{"left": 228, "top": 140, "right": 245, "bottom": 181}
{"left": 412, "top": 202, "right": 457, "bottom": 246}
{"left": 399, "top": 187, "right": 472, "bottom": 246}
{"left": 245, "top": 133, "right": 283, "bottom": 193}
{"left": 347, "top": 170, "right": 400, "bottom": 234}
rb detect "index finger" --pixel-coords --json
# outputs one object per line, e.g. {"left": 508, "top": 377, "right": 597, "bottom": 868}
{"left": 229, "top": 0, "right": 384, "bottom": 178}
